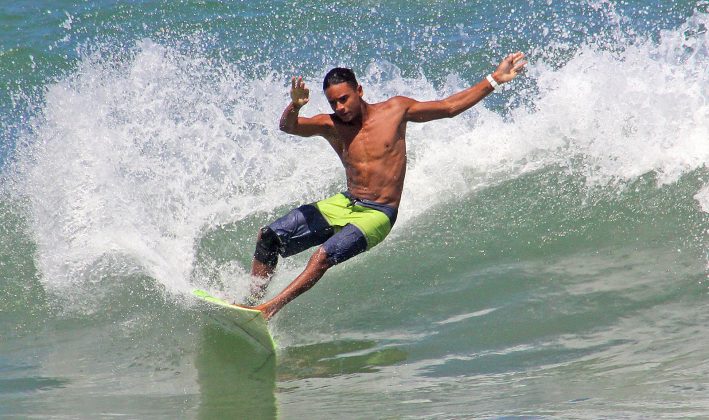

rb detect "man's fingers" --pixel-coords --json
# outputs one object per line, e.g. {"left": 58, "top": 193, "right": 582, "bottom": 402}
{"left": 292, "top": 76, "right": 306, "bottom": 91}
{"left": 502, "top": 52, "right": 527, "bottom": 75}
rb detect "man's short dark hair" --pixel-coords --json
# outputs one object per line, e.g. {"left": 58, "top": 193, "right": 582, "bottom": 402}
{"left": 323, "top": 67, "right": 358, "bottom": 91}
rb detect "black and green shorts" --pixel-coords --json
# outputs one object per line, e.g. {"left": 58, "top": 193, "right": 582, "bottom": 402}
{"left": 265, "top": 192, "right": 397, "bottom": 265}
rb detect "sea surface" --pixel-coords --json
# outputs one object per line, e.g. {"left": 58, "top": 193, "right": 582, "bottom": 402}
{"left": 1, "top": 1, "right": 709, "bottom": 418}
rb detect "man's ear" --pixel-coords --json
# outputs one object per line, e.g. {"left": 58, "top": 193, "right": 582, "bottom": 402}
{"left": 357, "top": 85, "right": 363, "bottom": 97}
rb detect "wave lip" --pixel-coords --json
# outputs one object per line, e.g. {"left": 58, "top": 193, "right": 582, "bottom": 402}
{"left": 6, "top": 6, "right": 709, "bottom": 310}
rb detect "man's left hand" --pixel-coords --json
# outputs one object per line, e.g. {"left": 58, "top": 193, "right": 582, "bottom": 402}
{"left": 492, "top": 52, "right": 527, "bottom": 84}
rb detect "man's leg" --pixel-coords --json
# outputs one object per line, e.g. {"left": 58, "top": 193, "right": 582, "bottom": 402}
{"left": 249, "top": 227, "right": 280, "bottom": 303}
{"left": 253, "top": 246, "right": 331, "bottom": 319}
{"left": 249, "top": 227, "right": 279, "bottom": 302}
{"left": 248, "top": 223, "right": 369, "bottom": 318}
{"left": 248, "top": 204, "right": 335, "bottom": 303}
{"left": 251, "top": 232, "right": 276, "bottom": 278}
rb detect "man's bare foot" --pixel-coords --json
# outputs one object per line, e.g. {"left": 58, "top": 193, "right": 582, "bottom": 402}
{"left": 254, "top": 303, "right": 278, "bottom": 320}
{"left": 232, "top": 302, "right": 277, "bottom": 320}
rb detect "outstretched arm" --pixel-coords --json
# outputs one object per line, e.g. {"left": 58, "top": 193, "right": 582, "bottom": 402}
{"left": 279, "top": 76, "right": 333, "bottom": 137}
{"left": 404, "top": 52, "right": 527, "bottom": 122}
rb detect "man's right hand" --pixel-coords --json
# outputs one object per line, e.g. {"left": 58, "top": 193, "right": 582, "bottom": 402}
{"left": 290, "top": 76, "right": 310, "bottom": 108}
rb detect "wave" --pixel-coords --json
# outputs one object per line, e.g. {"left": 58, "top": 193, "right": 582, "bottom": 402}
{"left": 1, "top": 8, "right": 707, "bottom": 318}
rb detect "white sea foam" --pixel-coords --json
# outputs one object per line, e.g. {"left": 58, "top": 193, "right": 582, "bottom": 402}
{"left": 11, "top": 10, "right": 709, "bottom": 305}
{"left": 399, "top": 10, "right": 709, "bottom": 219}
{"left": 696, "top": 184, "right": 709, "bottom": 213}
{"left": 14, "top": 40, "right": 342, "bottom": 302}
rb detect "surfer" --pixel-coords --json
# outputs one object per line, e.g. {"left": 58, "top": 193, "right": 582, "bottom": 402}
{"left": 244, "top": 52, "right": 527, "bottom": 319}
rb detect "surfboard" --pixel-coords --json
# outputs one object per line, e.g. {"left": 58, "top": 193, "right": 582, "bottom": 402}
{"left": 193, "top": 289, "right": 275, "bottom": 354}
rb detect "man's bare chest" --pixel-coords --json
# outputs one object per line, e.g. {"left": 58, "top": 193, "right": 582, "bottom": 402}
{"left": 335, "top": 121, "right": 403, "bottom": 162}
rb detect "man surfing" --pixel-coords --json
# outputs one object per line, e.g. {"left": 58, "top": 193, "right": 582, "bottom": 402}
{"left": 243, "top": 52, "right": 526, "bottom": 319}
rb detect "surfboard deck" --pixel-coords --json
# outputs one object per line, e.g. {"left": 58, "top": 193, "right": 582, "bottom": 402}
{"left": 193, "top": 289, "right": 275, "bottom": 354}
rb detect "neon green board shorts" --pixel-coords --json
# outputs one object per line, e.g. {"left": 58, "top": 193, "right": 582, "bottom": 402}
{"left": 264, "top": 192, "right": 398, "bottom": 265}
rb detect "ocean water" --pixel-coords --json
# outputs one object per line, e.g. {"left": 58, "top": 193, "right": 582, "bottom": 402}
{"left": 1, "top": 0, "right": 709, "bottom": 418}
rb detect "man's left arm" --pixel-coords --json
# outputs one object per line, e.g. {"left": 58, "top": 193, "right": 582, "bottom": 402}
{"left": 404, "top": 52, "right": 527, "bottom": 123}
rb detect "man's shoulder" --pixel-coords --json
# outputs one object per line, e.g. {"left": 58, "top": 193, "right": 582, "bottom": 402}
{"left": 381, "top": 95, "right": 415, "bottom": 105}
{"left": 373, "top": 96, "right": 415, "bottom": 110}
{"left": 307, "top": 112, "right": 336, "bottom": 126}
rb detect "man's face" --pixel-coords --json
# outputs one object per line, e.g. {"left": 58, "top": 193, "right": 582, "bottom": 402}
{"left": 324, "top": 82, "right": 363, "bottom": 123}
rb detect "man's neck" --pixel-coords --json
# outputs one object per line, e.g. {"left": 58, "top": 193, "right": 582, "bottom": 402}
{"left": 359, "top": 101, "right": 370, "bottom": 123}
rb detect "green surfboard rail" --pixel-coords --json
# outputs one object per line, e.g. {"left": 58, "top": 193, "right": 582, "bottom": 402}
{"left": 193, "top": 289, "right": 275, "bottom": 354}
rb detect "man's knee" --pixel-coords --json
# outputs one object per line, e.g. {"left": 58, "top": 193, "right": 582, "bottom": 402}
{"left": 310, "top": 247, "right": 333, "bottom": 273}
{"left": 254, "top": 226, "right": 280, "bottom": 267}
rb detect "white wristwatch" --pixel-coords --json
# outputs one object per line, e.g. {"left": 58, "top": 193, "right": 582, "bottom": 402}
{"left": 486, "top": 74, "right": 499, "bottom": 90}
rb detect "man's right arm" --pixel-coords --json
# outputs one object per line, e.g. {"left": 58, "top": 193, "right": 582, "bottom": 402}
{"left": 279, "top": 76, "right": 333, "bottom": 138}
{"left": 279, "top": 103, "right": 333, "bottom": 137}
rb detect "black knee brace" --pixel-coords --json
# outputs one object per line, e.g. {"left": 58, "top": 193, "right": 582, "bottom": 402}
{"left": 254, "top": 226, "right": 280, "bottom": 266}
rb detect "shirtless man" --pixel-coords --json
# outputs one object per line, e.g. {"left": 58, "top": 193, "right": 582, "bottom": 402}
{"left": 245, "top": 52, "right": 526, "bottom": 319}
